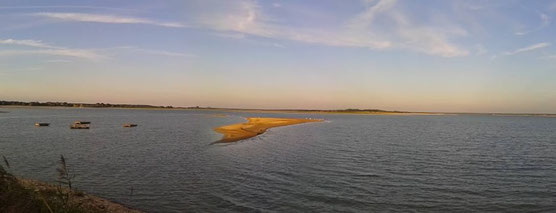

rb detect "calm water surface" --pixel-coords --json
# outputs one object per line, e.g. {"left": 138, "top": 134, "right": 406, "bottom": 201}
{"left": 0, "top": 108, "right": 555, "bottom": 212}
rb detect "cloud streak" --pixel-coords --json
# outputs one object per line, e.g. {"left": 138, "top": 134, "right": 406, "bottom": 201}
{"left": 0, "top": 38, "right": 105, "bottom": 60}
{"left": 541, "top": 54, "right": 556, "bottom": 60}
{"left": 34, "top": 12, "right": 185, "bottom": 28}
{"left": 348, "top": 0, "right": 469, "bottom": 57}
{"left": 112, "top": 46, "right": 194, "bottom": 57}
{"left": 196, "top": 0, "right": 468, "bottom": 57}
{"left": 0, "top": 39, "right": 56, "bottom": 48}
{"left": 515, "top": 13, "right": 551, "bottom": 36}
{"left": 0, "top": 49, "right": 104, "bottom": 60}
{"left": 0, "top": 5, "right": 142, "bottom": 12}
{"left": 197, "top": 0, "right": 391, "bottom": 50}
{"left": 503, "top": 42, "right": 551, "bottom": 55}
{"left": 0, "top": 39, "right": 193, "bottom": 60}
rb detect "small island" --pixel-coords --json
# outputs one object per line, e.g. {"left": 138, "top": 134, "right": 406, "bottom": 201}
{"left": 214, "top": 117, "right": 324, "bottom": 142}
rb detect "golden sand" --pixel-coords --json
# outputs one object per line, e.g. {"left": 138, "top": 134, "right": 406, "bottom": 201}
{"left": 214, "top": 117, "right": 323, "bottom": 142}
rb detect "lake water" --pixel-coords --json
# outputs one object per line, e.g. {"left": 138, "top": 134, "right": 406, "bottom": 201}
{"left": 1, "top": 107, "right": 555, "bottom": 212}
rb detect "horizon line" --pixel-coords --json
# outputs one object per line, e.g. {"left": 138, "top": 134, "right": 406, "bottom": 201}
{"left": 1, "top": 100, "right": 555, "bottom": 116}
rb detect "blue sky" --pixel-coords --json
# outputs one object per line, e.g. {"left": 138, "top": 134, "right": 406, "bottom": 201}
{"left": 1, "top": 0, "right": 555, "bottom": 113}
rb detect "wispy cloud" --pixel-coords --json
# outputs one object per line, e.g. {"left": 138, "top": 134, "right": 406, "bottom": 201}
{"left": 34, "top": 12, "right": 185, "bottom": 28}
{"left": 113, "top": 46, "right": 194, "bottom": 57}
{"left": 195, "top": 0, "right": 468, "bottom": 57}
{"left": 212, "top": 32, "right": 247, "bottom": 40}
{"left": 0, "top": 38, "right": 105, "bottom": 60}
{"left": 211, "top": 32, "right": 285, "bottom": 48}
{"left": 349, "top": 0, "right": 469, "bottom": 57}
{"left": 0, "top": 39, "right": 193, "bottom": 60}
{"left": 474, "top": 44, "right": 488, "bottom": 55}
{"left": 515, "top": 13, "right": 551, "bottom": 36}
{"left": 0, "top": 39, "right": 56, "bottom": 48}
{"left": 197, "top": 0, "right": 391, "bottom": 50}
{"left": 0, "top": 5, "right": 142, "bottom": 12}
{"left": 541, "top": 13, "right": 549, "bottom": 26}
{"left": 44, "top": 59, "right": 73, "bottom": 63}
{"left": 540, "top": 54, "right": 556, "bottom": 60}
{"left": 0, "top": 49, "right": 105, "bottom": 60}
{"left": 503, "top": 42, "right": 551, "bottom": 55}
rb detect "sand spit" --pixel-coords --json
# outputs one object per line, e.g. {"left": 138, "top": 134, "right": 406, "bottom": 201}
{"left": 214, "top": 117, "right": 323, "bottom": 142}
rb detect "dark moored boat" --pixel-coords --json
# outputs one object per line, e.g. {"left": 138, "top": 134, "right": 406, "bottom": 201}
{"left": 35, "top": 123, "right": 50, "bottom": 127}
{"left": 123, "top": 123, "right": 138, "bottom": 128}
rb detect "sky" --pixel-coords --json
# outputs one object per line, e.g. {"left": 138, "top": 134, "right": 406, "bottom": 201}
{"left": 1, "top": 0, "right": 556, "bottom": 113}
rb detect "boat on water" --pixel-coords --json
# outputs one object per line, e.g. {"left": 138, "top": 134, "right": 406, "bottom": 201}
{"left": 35, "top": 123, "right": 50, "bottom": 127}
{"left": 123, "top": 123, "right": 138, "bottom": 127}
{"left": 70, "top": 121, "right": 90, "bottom": 129}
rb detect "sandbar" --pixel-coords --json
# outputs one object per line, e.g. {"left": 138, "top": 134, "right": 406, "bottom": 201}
{"left": 214, "top": 117, "right": 323, "bottom": 142}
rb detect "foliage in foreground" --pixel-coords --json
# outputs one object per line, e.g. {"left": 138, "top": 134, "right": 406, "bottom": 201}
{"left": 0, "top": 155, "right": 97, "bottom": 213}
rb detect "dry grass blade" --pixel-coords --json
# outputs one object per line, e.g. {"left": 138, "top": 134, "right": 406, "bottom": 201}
{"left": 56, "top": 155, "right": 73, "bottom": 190}
{"left": 0, "top": 164, "right": 5, "bottom": 175}
{"left": 2, "top": 156, "right": 9, "bottom": 169}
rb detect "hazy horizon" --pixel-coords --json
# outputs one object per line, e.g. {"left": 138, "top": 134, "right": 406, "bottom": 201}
{"left": 1, "top": 0, "right": 556, "bottom": 113}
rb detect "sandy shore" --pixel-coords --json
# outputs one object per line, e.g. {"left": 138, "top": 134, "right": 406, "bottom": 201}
{"left": 214, "top": 117, "right": 324, "bottom": 142}
{"left": 18, "top": 179, "right": 142, "bottom": 213}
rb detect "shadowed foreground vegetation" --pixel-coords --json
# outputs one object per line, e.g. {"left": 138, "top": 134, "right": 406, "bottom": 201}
{"left": 0, "top": 156, "right": 141, "bottom": 213}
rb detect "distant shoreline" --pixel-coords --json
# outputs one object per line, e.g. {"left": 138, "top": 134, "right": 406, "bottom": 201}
{"left": 1, "top": 101, "right": 555, "bottom": 117}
